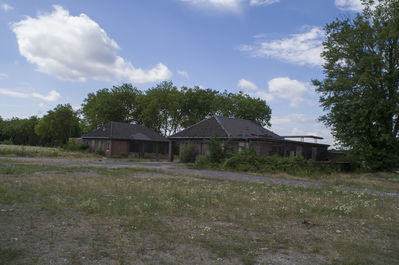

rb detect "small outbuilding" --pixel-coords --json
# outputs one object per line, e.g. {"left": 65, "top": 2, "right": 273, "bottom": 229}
{"left": 82, "top": 122, "right": 169, "bottom": 158}
{"left": 168, "top": 116, "right": 329, "bottom": 161}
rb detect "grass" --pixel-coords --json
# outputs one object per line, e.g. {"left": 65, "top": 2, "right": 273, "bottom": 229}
{"left": 1, "top": 161, "right": 398, "bottom": 264}
{"left": 0, "top": 144, "right": 99, "bottom": 159}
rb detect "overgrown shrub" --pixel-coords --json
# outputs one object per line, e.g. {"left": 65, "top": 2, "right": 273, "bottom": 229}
{"left": 63, "top": 142, "right": 89, "bottom": 152}
{"left": 95, "top": 147, "right": 104, "bottom": 156}
{"left": 207, "top": 138, "right": 233, "bottom": 163}
{"left": 0, "top": 139, "right": 13, "bottom": 145}
{"left": 195, "top": 143, "right": 340, "bottom": 177}
{"left": 194, "top": 155, "right": 215, "bottom": 168}
{"left": 180, "top": 144, "right": 197, "bottom": 163}
{"left": 223, "top": 146, "right": 257, "bottom": 172}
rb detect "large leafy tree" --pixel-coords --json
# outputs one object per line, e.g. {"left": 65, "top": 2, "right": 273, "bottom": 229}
{"left": 35, "top": 104, "right": 81, "bottom": 146}
{"left": 0, "top": 116, "right": 40, "bottom": 145}
{"left": 137, "top": 81, "right": 184, "bottom": 136}
{"left": 81, "top": 84, "right": 141, "bottom": 131}
{"left": 313, "top": 0, "right": 399, "bottom": 170}
{"left": 215, "top": 91, "right": 272, "bottom": 127}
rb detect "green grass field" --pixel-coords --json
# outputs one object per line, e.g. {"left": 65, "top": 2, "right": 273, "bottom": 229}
{"left": 1, "top": 161, "right": 398, "bottom": 264}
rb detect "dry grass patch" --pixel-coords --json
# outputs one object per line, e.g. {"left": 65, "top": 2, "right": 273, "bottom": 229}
{"left": 0, "top": 162, "right": 398, "bottom": 264}
{"left": 0, "top": 144, "right": 98, "bottom": 159}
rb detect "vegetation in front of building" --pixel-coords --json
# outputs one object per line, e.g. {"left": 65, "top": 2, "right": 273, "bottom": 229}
{"left": 191, "top": 138, "right": 341, "bottom": 177}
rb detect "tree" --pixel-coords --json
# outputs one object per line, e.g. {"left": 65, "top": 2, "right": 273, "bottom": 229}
{"left": 35, "top": 104, "right": 81, "bottom": 146}
{"left": 81, "top": 84, "right": 141, "bottom": 131}
{"left": 313, "top": 0, "right": 399, "bottom": 170}
{"left": 180, "top": 86, "right": 219, "bottom": 128}
{"left": 216, "top": 91, "right": 272, "bottom": 127}
{"left": 0, "top": 117, "right": 40, "bottom": 145}
{"left": 137, "top": 81, "right": 184, "bottom": 136}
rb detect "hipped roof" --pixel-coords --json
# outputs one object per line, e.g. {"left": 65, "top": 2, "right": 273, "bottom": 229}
{"left": 169, "top": 116, "right": 282, "bottom": 140}
{"left": 82, "top": 122, "right": 168, "bottom": 142}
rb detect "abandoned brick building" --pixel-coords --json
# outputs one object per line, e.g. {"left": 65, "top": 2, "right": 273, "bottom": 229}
{"left": 168, "top": 116, "right": 329, "bottom": 161}
{"left": 82, "top": 122, "right": 169, "bottom": 158}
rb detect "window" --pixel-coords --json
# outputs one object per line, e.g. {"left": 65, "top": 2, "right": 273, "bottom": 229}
{"left": 129, "top": 141, "right": 140, "bottom": 153}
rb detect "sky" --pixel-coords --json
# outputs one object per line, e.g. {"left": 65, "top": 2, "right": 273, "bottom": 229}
{"left": 0, "top": 0, "right": 364, "bottom": 145}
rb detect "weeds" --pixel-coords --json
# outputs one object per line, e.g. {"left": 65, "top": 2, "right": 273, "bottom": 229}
{"left": 1, "top": 162, "right": 398, "bottom": 264}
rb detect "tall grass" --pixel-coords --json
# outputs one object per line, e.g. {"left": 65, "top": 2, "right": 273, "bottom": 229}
{"left": 1, "top": 162, "right": 398, "bottom": 264}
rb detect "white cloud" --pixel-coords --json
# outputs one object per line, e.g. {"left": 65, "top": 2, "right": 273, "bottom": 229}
{"left": 237, "top": 79, "right": 257, "bottom": 90}
{"left": 270, "top": 114, "right": 334, "bottom": 145}
{"left": 0, "top": 73, "right": 8, "bottom": 79}
{"left": 179, "top": 0, "right": 279, "bottom": 12}
{"left": 11, "top": 5, "right": 171, "bottom": 84}
{"left": 249, "top": 0, "right": 279, "bottom": 6}
{"left": 0, "top": 88, "right": 61, "bottom": 102}
{"left": 179, "top": 0, "right": 242, "bottom": 12}
{"left": 1, "top": 3, "right": 13, "bottom": 12}
{"left": 177, "top": 70, "right": 189, "bottom": 78}
{"left": 268, "top": 77, "right": 310, "bottom": 107}
{"left": 271, "top": 114, "right": 315, "bottom": 125}
{"left": 335, "top": 0, "right": 363, "bottom": 12}
{"left": 239, "top": 27, "right": 325, "bottom": 67}
{"left": 237, "top": 78, "right": 273, "bottom": 102}
{"left": 32, "top": 90, "right": 61, "bottom": 102}
{"left": 71, "top": 105, "right": 81, "bottom": 111}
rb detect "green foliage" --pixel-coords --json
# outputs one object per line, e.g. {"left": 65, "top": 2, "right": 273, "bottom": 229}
{"left": 313, "top": 0, "right": 399, "bottom": 170}
{"left": 35, "top": 104, "right": 81, "bottom": 146}
{"left": 180, "top": 144, "right": 197, "bottom": 163}
{"left": 81, "top": 84, "right": 142, "bottom": 132}
{"left": 63, "top": 142, "right": 89, "bottom": 152}
{"left": 0, "top": 116, "right": 40, "bottom": 145}
{"left": 195, "top": 144, "right": 337, "bottom": 177}
{"left": 95, "top": 147, "right": 104, "bottom": 156}
{"left": 223, "top": 146, "right": 257, "bottom": 172}
{"left": 81, "top": 82, "right": 272, "bottom": 136}
{"left": 137, "top": 81, "right": 184, "bottom": 136}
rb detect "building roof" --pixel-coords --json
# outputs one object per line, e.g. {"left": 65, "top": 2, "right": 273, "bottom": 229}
{"left": 82, "top": 122, "right": 168, "bottom": 142}
{"left": 169, "top": 116, "right": 282, "bottom": 140}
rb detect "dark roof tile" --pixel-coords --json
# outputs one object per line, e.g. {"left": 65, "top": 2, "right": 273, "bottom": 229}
{"left": 169, "top": 116, "right": 281, "bottom": 140}
{"left": 82, "top": 122, "right": 168, "bottom": 142}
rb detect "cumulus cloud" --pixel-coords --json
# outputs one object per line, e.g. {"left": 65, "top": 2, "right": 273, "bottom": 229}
{"left": 237, "top": 78, "right": 273, "bottom": 102}
{"left": 179, "top": 0, "right": 279, "bottom": 12}
{"left": 335, "top": 0, "right": 363, "bottom": 12}
{"left": 268, "top": 77, "right": 311, "bottom": 107}
{"left": 1, "top": 3, "right": 13, "bottom": 12}
{"left": 179, "top": 0, "right": 242, "bottom": 12}
{"left": 237, "top": 79, "right": 257, "bottom": 90}
{"left": 11, "top": 5, "right": 171, "bottom": 83}
{"left": 0, "top": 88, "right": 61, "bottom": 102}
{"left": 249, "top": 0, "right": 279, "bottom": 6}
{"left": 0, "top": 73, "right": 8, "bottom": 79}
{"left": 271, "top": 114, "right": 315, "bottom": 125}
{"left": 177, "top": 70, "right": 189, "bottom": 78}
{"left": 270, "top": 114, "right": 334, "bottom": 145}
{"left": 238, "top": 27, "right": 325, "bottom": 67}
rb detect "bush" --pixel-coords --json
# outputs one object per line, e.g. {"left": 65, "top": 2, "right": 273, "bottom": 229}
{"left": 223, "top": 146, "right": 257, "bottom": 172}
{"left": 180, "top": 144, "right": 197, "bottom": 163}
{"left": 207, "top": 138, "right": 233, "bottom": 163}
{"left": 194, "top": 155, "right": 215, "bottom": 168}
{"left": 0, "top": 139, "right": 13, "bottom": 145}
{"left": 95, "top": 147, "right": 104, "bottom": 156}
{"left": 63, "top": 142, "right": 89, "bottom": 152}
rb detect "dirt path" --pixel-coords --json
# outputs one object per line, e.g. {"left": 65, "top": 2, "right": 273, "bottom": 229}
{"left": 1, "top": 156, "right": 398, "bottom": 198}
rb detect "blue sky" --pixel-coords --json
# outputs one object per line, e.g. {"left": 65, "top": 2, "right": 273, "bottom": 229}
{"left": 0, "top": 0, "right": 363, "bottom": 145}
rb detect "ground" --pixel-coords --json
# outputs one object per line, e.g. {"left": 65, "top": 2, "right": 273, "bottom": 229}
{"left": 0, "top": 149, "right": 399, "bottom": 264}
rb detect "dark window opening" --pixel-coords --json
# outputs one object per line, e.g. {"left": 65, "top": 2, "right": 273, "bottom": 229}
{"left": 129, "top": 141, "right": 140, "bottom": 153}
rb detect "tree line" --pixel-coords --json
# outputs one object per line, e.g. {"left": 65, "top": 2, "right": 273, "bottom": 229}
{"left": 0, "top": 81, "right": 271, "bottom": 146}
